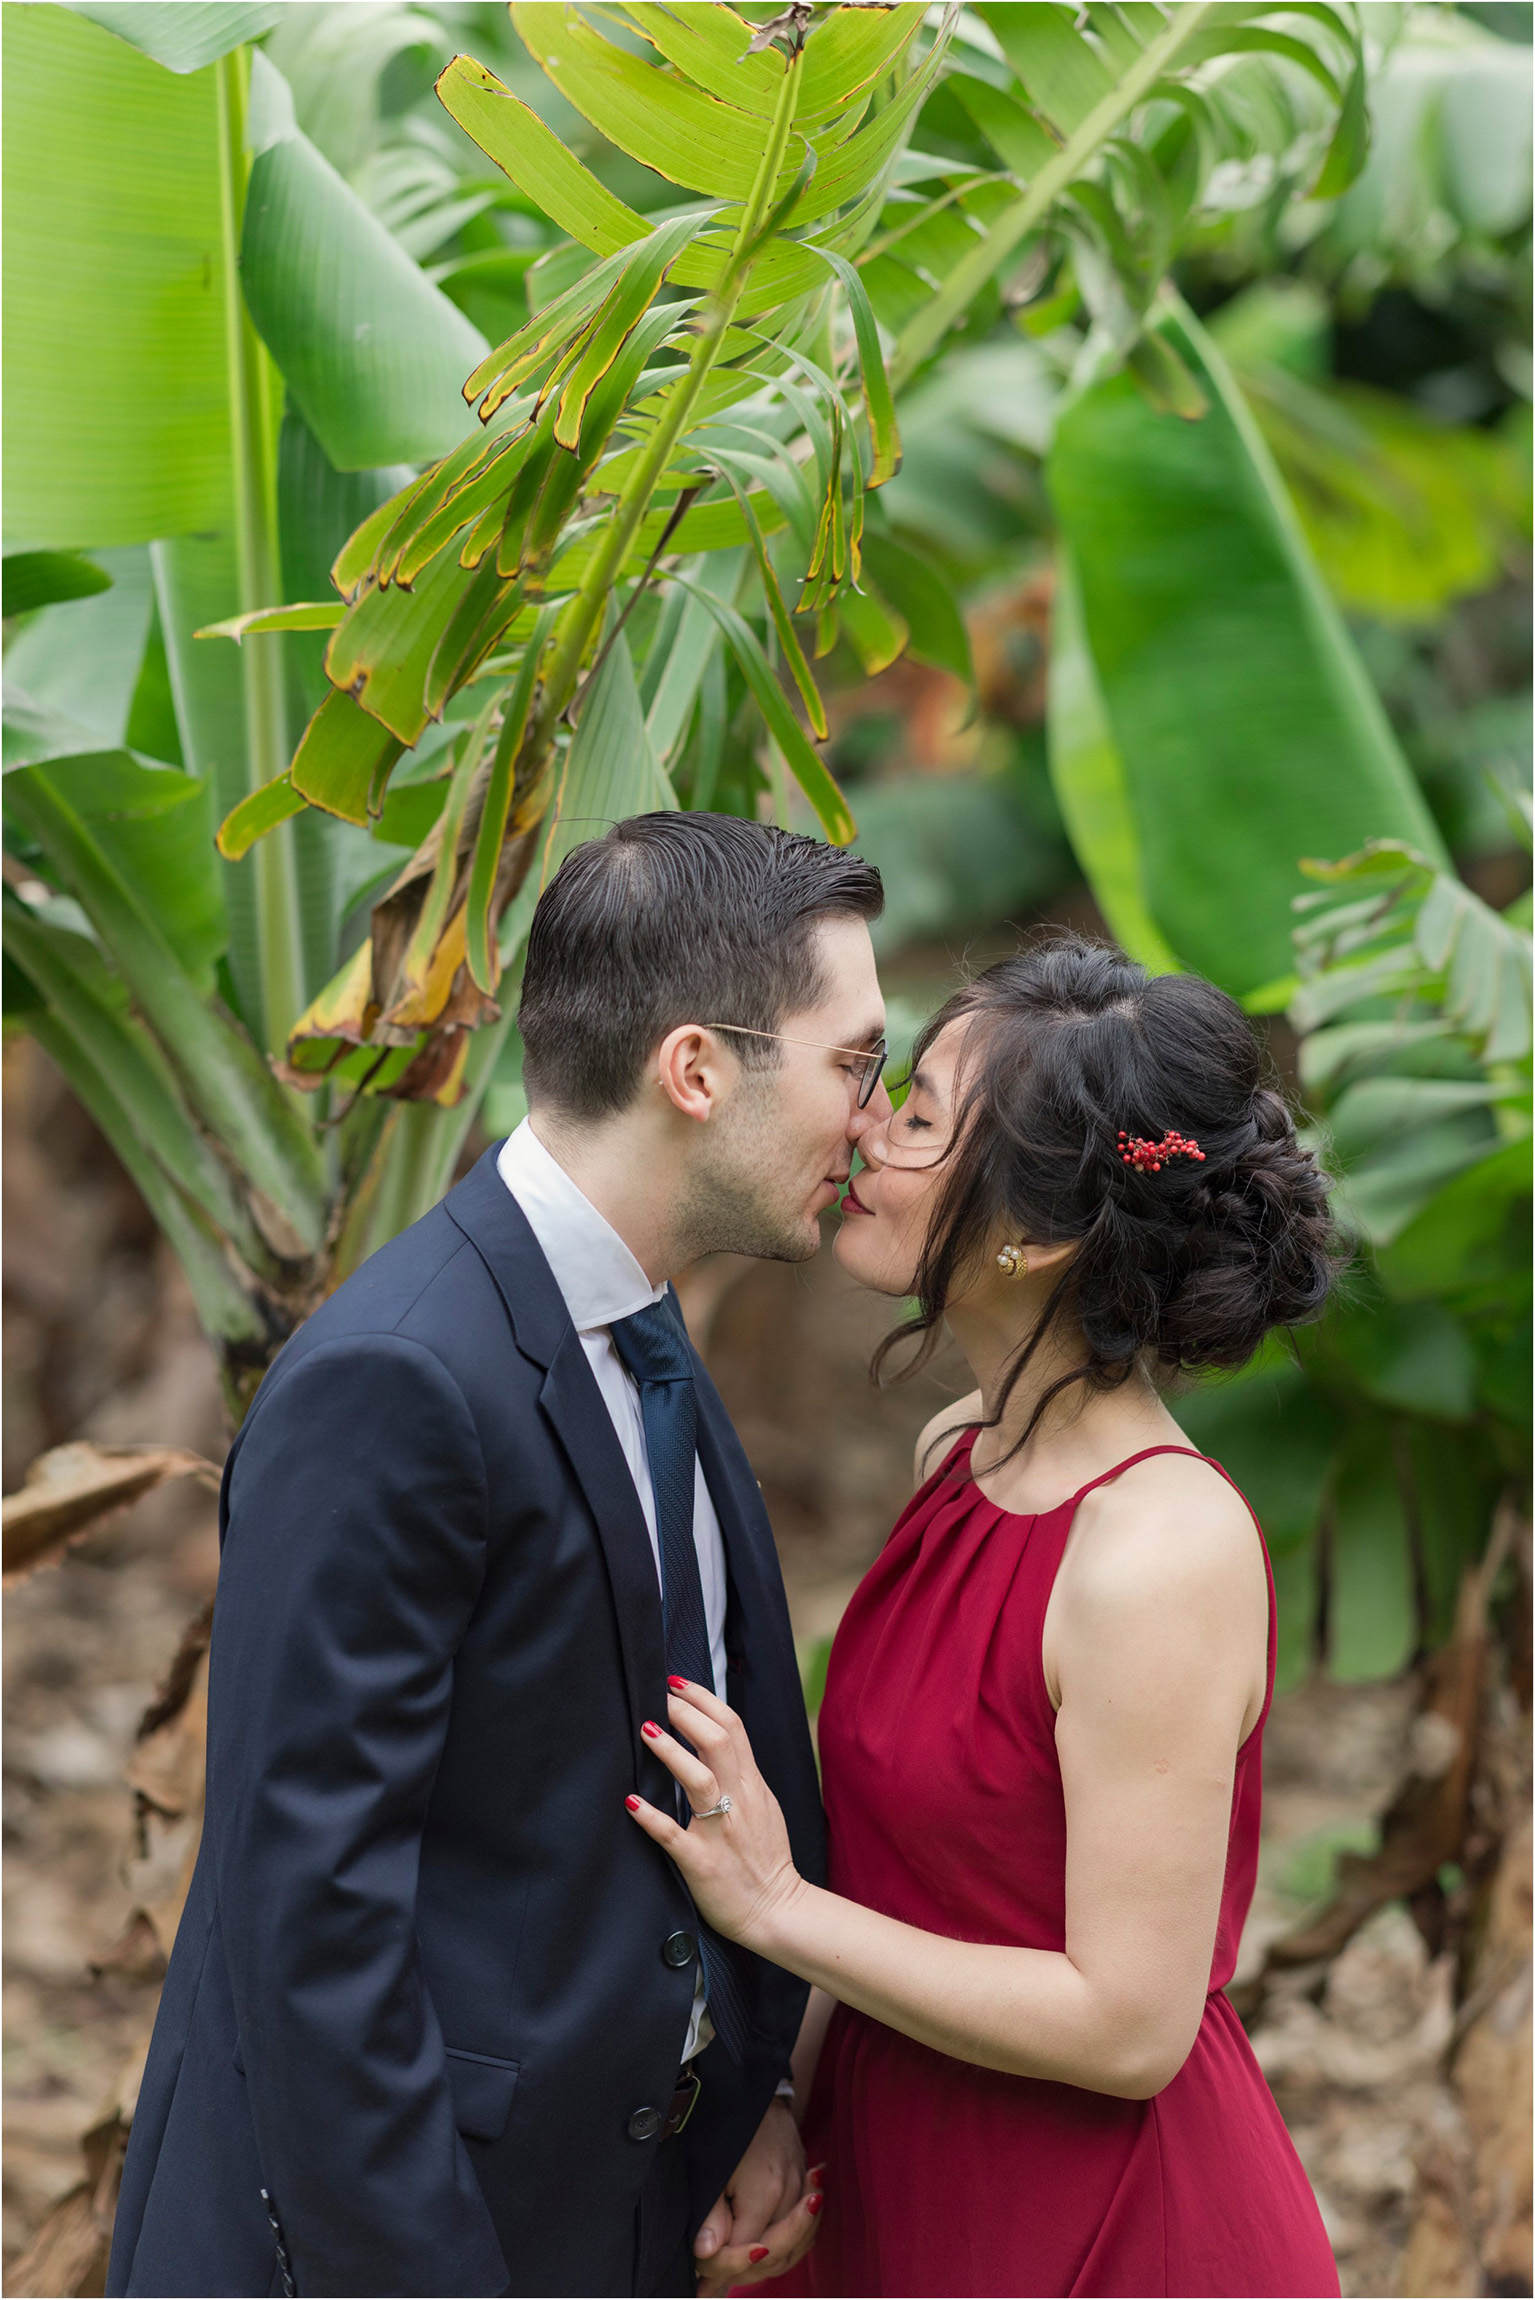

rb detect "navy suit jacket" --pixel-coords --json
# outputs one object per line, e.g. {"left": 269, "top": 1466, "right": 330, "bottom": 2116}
{"left": 107, "top": 1146, "right": 824, "bottom": 2298}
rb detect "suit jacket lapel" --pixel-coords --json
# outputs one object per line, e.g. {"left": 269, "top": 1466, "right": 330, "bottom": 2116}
{"left": 447, "top": 1148, "right": 795, "bottom": 1726}
{"left": 538, "top": 1331, "right": 667, "bottom": 1734}
{"left": 446, "top": 1147, "right": 666, "bottom": 1735}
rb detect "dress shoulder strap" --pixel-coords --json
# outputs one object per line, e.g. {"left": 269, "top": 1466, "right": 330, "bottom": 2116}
{"left": 1068, "top": 1444, "right": 1263, "bottom": 1539}
{"left": 1066, "top": 1445, "right": 1276, "bottom": 1748}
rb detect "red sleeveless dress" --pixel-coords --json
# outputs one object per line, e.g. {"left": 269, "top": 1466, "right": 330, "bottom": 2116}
{"left": 766, "top": 1438, "right": 1338, "bottom": 2299}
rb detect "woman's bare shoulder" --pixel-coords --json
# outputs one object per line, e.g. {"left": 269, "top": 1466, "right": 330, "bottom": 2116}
{"left": 913, "top": 1392, "right": 981, "bottom": 1489}
{"left": 1049, "top": 1450, "right": 1269, "bottom": 1729}
{"left": 1062, "top": 1449, "right": 1267, "bottom": 1627}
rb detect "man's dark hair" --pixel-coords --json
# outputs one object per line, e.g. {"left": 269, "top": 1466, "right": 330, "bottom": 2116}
{"left": 518, "top": 813, "right": 884, "bottom": 1118}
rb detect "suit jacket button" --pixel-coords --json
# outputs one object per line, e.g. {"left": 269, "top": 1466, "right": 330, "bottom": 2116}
{"left": 662, "top": 1929, "right": 697, "bottom": 1970}
{"left": 628, "top": 2105, "right": 664, "bottom": 2142}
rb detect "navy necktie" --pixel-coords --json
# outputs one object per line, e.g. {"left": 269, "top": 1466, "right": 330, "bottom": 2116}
{"left": 610, "top": 1295, "right": 754, "bottom": 2061}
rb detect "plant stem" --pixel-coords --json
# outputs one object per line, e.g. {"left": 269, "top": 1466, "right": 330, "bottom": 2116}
{"left": 526, "top": 47, "right": 807, "bottom": 753}
{"left": 890, "top": 0, "right": 1221, "bottom": 386}
{"left": 216, "top": 48, "right": 305, "bottom": 1056}
{"left": 363, "top": 1100, "right": 450, "bottom": 1258}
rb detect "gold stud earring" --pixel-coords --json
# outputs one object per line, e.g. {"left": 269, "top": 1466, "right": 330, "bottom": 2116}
{"left": 995, "top": 1244, "right": 1028, "bottom": 1279}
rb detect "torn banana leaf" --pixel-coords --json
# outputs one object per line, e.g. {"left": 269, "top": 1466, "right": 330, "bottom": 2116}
{"left": 288, "top": 688, "right": 405, "bottom": 824}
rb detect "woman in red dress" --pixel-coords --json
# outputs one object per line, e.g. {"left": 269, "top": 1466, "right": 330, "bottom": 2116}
{"left": 628, "top": 939, "right": 1342, "bottom": 2299}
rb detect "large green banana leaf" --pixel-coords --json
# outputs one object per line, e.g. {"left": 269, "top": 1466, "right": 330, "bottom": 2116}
{"left": 1045, "top": 549, "right": 1181, "bottom": 975}
{"left": 3, "top": 546, "right": 157, "bottom": 748}
{"left": 3, "top": 6, "right": 231, "bottom": 546}
{"left": 3, "top": 11, "right": 491, "bottom": 551}
{"left": 242, "top": 52, "right": 486, "bottom": 470}
{"left": 1048, "top": 301, "right": 1449, "bottom": 1000}
{"left": 63, "top": 1, "right": 288, "bottom": 73}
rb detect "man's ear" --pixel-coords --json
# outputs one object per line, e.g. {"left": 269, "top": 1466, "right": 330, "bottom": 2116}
{"left": 654, "top": 1026, "right": 734, "bottom": 1124}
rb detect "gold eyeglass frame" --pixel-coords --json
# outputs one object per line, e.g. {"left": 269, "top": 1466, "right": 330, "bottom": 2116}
{"left": 699, "top": 1024, "right": 888, "bottom": 1108}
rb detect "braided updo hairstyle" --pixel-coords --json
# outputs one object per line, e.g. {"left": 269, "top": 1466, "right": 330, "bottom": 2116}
{"left": 879, "top": 934, "right": 1341, "bottom": 1467}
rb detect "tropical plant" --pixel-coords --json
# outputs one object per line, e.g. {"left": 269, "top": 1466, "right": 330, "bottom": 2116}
{"left": 1166, "top": 834, "right": 1531, "bottom": 2287}
{"left": 4, "top": 0, "right": 1379, "bottom": 1429}
{"left": 1175, "top": 836, "right": 1530, "bottom": 1679}
{"left": 855, "top": 6, "right": 1529, "bottom": 942}
{"left": 5, "top": 9, "right": 1519, "bottom": 2290}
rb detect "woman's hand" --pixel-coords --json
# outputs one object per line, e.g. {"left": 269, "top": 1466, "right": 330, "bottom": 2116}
{"left": 694, "top": 2104, "right": 825, "bottom": 2297}
{"left": 624, "top": 1677, "right": 806, "bottom": 1950}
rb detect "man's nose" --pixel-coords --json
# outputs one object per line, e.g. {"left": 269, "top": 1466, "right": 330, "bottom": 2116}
{"left": 847, "top": 1081, "right": 893, "bottom": 1151}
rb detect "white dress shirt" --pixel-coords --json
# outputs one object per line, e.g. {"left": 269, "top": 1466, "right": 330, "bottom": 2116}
{"left": 497, "top": 1117, "right": 725, "bottom": 2059}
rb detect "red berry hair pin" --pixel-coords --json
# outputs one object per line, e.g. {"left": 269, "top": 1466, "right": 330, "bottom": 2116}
{"left": 1118, "top": 1130, "right": 1205, "bottom": 1173}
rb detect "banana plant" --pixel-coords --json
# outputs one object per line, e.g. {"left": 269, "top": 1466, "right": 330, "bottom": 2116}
{"left": 1178, "top": 837, "right": 1530, "bottom": 1691}
{"left": 3, "top": 0, "right": 498, "bottom": 1412}
{"left": 885, "top": 0, "right": 1370, "bottom": 387}
{"left": 1178, "top": 840, "right": 1531, "bottom": 2173}
{"left": 218, "top": 0, "right": 1374, "bottom": 1096}
{"left": 1041, "top": 279, "right": 1530, "bottom": 1695}
{"left": 214, "top": 0, "right": 941, "bottom": 1092}
{"left": 1046, "top": 294, "right": 1451, "bottom": 1002}
{"left": 4, "top": 0, "right": 1375, "bottom": 1428}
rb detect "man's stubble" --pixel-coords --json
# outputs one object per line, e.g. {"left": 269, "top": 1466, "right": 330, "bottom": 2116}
{"left": 671, "top": 1066, "right": 822, "bottom": 1267}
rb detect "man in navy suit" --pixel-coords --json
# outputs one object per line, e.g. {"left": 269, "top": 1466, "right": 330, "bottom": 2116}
{"left": 108, "top": 814, "right": 889, "bottom": 2299}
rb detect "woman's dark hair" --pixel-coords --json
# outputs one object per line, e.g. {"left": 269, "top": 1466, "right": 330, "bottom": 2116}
{"left": 879, "top": 934, "right": 1341, "bottom": 1470}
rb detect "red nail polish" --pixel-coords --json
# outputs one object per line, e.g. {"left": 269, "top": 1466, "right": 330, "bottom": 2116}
{"left": 749, "top": 2247, "right": 770, "bottom": 2263}
{"left": 624, "top": 1795, "right": 641, "bottom": 1811}
{"left": 641, "top": 1720, "right": 661, "bottom": 1739}
{"left": 668, "top": 1675, "right": 688, "bottom": 1690}
{"left": 806, "top": 2194, "right": 823, "bottom": 2217}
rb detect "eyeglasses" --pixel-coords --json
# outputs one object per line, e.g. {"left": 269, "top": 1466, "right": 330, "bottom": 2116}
{"left": 700, "top": 1024, "right": 889, "bottom": 1109}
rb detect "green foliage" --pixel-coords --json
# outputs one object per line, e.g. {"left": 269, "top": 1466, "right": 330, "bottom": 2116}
{"left": 1177, "top": 840, "right": 1531, "bottom": 1685}
{"left": 0, "top": 0, "right": 1463, "bottom": 1435}
{"left": 1317, "top": 14, "right": 1533, "bottom": 284}
{"left": 63, "top": 2, "right": 289, "bottom": 73}
{"left": 234, "top": 0, "right": 1381, "bottom": 1093}
{"left": 1045, "top": 546, "right": 1182, "bottom": 974}
{"left": 889, "top": 0, "right": 1368, "bottom": 384}
{"left": 4, "top": 547, "right": 157, "bottom": 752}
{"left": 241, "top": 52, "right": 489, "bottom": 468}
{"left": 1293, "top": 839, "right": 1532, "bottom": 1067}
{"left": 1208, "top": 280, "right": 1531, "bottom": 623}
{"left": 1277, "top": 1815, "right": 1381, "bottom": 1908}
{"left": 1, "top": 551, "right": 112, "bottom": 618}
{"left": 848, "top": 770, "right": 1071, "bottom": 957}
{"left": 237, "top": 2, "right": 963, "bottom": 1094}
{"left": 1048, "top": 301, "right": 1446, "bottom": 996}
{"left": 5, "top": 757, "right": 328, "bottom": 1250}
{"left": 858, "top": 532, "right": 973, "bottom": 684}
{"left": 3, "top": 6, "right": 231, "bottom": 545}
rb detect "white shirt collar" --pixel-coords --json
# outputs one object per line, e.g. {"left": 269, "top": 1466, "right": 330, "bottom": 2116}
{"left": 496, "top": 1118, "right": 664, "bottom": 1333}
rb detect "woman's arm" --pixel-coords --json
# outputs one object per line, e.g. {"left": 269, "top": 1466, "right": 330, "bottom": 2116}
{"left": 631, "top": 1461, "right": 1267, "bottom": 2100}
{"left": 790, "top": 1985, "right": 838, "bottom": 2121}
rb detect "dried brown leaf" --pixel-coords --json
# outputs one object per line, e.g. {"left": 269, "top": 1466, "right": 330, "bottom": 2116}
{"left": 89, "top": 1910, "right": 168, "bottom": 1986}
{"left": 4, "top": 2044, "right": 142, "bottom": 2299}
{"left": 2, "top": 1441, "right": 221, "bottom": 1583}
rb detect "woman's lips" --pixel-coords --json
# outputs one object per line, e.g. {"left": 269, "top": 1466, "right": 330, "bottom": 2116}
{"left": 842, "top": 1179, "right": 873, "bottom": 1215}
